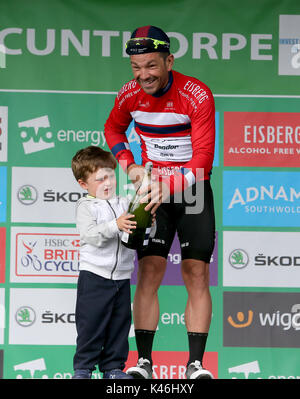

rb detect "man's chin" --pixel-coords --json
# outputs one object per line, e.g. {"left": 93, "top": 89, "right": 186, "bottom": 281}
{"left": 142, "top": 87, "right": 158, "bottom": 95}
{"left": 140, "top": 82, "right": 158, "bottom": 95}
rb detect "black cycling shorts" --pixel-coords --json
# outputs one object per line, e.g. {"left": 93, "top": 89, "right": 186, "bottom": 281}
{"left": 137, "top": 180, "right": 215, "bottom": 263}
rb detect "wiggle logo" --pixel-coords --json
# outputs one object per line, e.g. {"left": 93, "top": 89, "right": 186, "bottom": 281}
{"left": 227, "top": 310, "right": 254, "bottom": 328}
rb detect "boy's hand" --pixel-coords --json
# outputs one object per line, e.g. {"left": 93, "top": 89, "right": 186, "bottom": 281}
{"left": 117, "top": 212, "right": 137, "bottom": 233}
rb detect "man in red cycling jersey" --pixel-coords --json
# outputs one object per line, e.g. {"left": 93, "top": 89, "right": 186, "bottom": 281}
{"left": 104, "top": 25, "right": 215, "bottom": 379}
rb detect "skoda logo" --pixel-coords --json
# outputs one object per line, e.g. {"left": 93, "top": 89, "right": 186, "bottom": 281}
{"left": 229, "top": 249, "right": 249, "bottom": 269}
{"left": 15, "top": 306, "right": 36, "bottom": 327}
{"left": 17, "top": 185, "right": 38, "bottom": 205}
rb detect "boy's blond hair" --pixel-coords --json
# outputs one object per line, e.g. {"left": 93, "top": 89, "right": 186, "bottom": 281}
{"left": 71, "top": 146, "right": 117, "bottom": 182}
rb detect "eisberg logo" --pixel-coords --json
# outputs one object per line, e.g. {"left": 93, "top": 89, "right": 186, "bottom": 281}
{"left": 223, "top": 112, "right": 300, "bottom": 168}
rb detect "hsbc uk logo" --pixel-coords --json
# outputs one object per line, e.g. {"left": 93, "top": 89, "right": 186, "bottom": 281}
{"left": 18, "top": 114, "right": 106, "bottom": 155}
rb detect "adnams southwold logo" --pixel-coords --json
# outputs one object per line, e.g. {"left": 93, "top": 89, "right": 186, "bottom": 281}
{"left": 18, "top": 114, "right": 106, "bottom": 154}
{"left": 223, "top": 171, "right": 300, "bottom": 227}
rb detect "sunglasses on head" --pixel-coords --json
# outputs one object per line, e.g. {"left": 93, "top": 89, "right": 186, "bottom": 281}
{"left": 125, "top": 37, "right": 170, "bottom": 55}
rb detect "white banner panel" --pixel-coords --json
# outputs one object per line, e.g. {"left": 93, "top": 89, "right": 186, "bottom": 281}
{"left": 9, "top": 288, "right": 77, "bottom": 345}
{"left": 11, "top": 167, "right": 85, "bottom": 223}
{"left": 223, "top": 231, "right": 300, "bottom": 287}
{"left": 10, "top": 226, "right": 80, "bottom": 283}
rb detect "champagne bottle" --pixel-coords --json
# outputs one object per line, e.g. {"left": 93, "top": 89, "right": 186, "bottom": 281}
{"left": 121, "top": 162, "right": 153, "bottom": 250}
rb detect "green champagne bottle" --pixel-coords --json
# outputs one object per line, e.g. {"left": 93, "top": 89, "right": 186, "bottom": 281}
{"left": 121, "top": 162, "right": 153, "bottom": 250}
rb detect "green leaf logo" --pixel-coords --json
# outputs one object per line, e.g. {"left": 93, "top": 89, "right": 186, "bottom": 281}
{"left": 229, "top": 249, "right": 249, "bottom": 269}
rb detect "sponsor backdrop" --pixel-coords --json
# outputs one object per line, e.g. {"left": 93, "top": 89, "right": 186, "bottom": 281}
{"left": 0, "top": 0, "right": 299, "bottom": 379}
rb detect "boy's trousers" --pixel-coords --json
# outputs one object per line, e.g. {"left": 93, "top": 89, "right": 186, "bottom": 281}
{"left": 73, "top": 270, "right": 131, "bottom": 373}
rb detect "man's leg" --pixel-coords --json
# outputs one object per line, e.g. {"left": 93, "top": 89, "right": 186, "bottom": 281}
{"left": 134, "top": 255, "right": 167, "bottom": 329}
{"left": 181, "top": 259, "right": 213, "bottom": 379}
{"left": 181, "top": 259, "right": 211, "bottom": 332}
{"left": 127, "top": 255, "right": 167, "bottom": 378}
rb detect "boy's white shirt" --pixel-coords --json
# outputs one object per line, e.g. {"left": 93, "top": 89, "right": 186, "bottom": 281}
{"left": 76, "top": 194, "right": 136, "bottom": 280}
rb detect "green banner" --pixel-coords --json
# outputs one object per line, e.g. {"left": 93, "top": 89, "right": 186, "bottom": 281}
{"left": 0, "top": 0, "right": 300, "bottom": 94}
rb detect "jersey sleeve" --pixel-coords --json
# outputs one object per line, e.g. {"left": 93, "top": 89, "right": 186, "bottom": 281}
{"left": 104, "top": 92, "right": 135, "bottom": 171}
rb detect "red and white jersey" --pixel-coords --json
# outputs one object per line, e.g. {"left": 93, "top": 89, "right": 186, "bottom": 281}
{"left": 104, "top": 70, "right": 215, "bottom": 194}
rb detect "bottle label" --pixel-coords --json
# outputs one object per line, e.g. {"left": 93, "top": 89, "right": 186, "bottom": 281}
{"left": 121, "top": 231, "right": 129, "bottom": 243}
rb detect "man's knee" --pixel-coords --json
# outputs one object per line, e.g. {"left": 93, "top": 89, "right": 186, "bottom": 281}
{"left": 137, "top": 256, "right": 167, "bottom": 289}
{"left": 181, "top": 259, "right": 210, "bottom": 289}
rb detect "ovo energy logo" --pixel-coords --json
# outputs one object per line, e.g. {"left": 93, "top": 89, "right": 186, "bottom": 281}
{"left": 18, "top": 114, "right": 106, "bottom": 155}
{"left": 18, "top": 116, "right": 54, "bottom": 154}
{"left": 14, "top": 358, "right": 47, "bottom": 379}
{"left": 228, "top": 360, "right": 261, "bottom": 379}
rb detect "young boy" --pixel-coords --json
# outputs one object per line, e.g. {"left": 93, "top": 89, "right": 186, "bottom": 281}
{"left": 71, "top": 145, "right": 137, "bottom": 379}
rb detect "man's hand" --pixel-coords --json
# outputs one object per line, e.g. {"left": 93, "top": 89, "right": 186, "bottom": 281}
{"left": 127, "top": 163, "right": 170, "bottom": 214}
{"left": 127, "top": 164, "right": 146, "bottom": 189}
{"left": 139, "top": 178, "right": 170, "bottom": 214}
